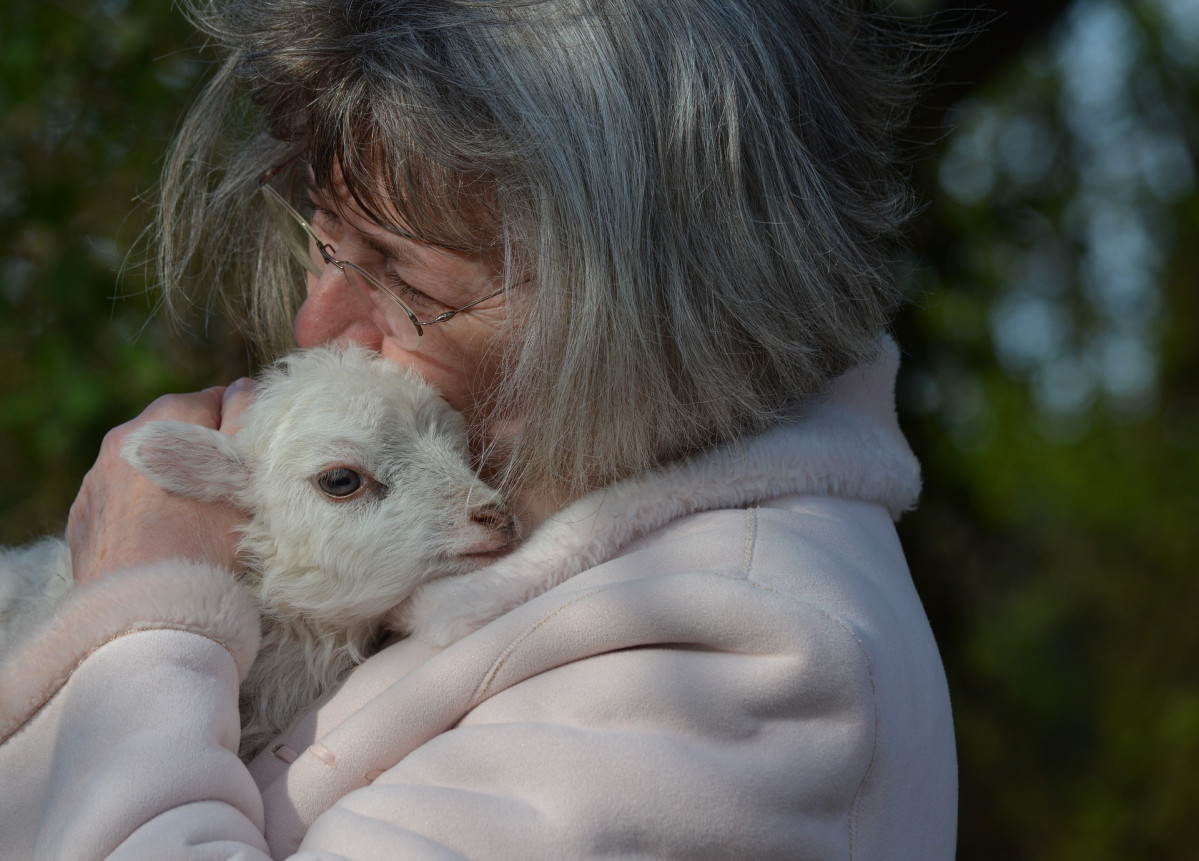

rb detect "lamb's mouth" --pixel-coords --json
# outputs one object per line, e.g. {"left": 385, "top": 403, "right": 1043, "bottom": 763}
{"left": 462, "top": 504, "right": 516, "bottom": 555}
{"left": 456, "top": 533, "right": 518, "bottom": 568}
{"left": 460, "top": 538, "right": 517, "bottom": 563}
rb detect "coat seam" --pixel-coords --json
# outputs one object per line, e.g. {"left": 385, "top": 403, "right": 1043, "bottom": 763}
{"left": 471, "top": 585, "right": 618, "bottom": 703}
{"left": 740, "top": 507, "right": 759, "bottom": 577}
{"left": 736, "top": 575, "right": 880, "bottom": 859}
{"left": 473, "top": 510, "right": 762, "bottom": 703}
{"left": 845, "top": 626, "right": 880, "bottom": 860}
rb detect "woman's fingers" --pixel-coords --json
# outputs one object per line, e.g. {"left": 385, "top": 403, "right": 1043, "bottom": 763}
{"left": 219, "top": 378, "right": 257, "bottom": 435}
{"left": 66, "top": 384, "right": 253, "bottom": 585}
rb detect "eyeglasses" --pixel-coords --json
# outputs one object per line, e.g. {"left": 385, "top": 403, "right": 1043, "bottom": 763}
{"left": 258, "top": 162, "right": 511, "bottom": 351}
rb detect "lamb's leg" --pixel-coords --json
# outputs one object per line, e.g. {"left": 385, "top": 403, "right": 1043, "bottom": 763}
{"left": 0, "top": 537, "right": 74, "bottom": 657}
{"left": 237, "top": 615, "right": 380, "bottom": 761}
{"left": 238, "top": 619, "right": 339, "bottom": 760}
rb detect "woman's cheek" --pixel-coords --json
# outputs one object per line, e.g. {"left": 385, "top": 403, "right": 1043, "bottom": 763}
{"left": 378, "top": 338, "right": 470, "bottom": 410}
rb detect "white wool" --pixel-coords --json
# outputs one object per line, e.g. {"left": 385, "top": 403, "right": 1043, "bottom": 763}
{"left": 0, "top": 345, "right": 512, "bottom": 760}
{"left": 0, "top": 539, "right": 74, "bottom": 655}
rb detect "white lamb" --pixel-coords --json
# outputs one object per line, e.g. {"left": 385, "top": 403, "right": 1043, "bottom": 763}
{"left": 0, "top": 345, "right": 515, "bottom": 759}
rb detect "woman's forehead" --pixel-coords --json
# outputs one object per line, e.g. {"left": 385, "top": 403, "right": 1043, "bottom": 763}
{"left": 312, "top": 155, "right": 500, "bottom": 255}
{"left": 311, "top": 164, "right": 506, "bottom": 279}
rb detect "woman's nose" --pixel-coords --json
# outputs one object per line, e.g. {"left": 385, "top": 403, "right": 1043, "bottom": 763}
{"left": 293, "top": 267, "right": 385, "bottom": 351}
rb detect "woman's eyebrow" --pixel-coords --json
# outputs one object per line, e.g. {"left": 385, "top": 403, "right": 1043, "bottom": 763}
{"left": 358, "top": 228, "right": 424, "bottom": 270}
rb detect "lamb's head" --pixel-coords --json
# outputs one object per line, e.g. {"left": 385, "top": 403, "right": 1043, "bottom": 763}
{"left": 122, "top": 346, "right": 515, "bottom": 627}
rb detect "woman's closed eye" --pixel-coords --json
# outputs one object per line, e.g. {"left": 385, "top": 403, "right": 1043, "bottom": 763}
{"left": 383, "top": 268, "right": 446, "bottom": 316}
{"left": 308, "top": 205, "right": 442, "bottom": 311}
{"left": 300, "top": 192, "right": 472, "bottom": 319}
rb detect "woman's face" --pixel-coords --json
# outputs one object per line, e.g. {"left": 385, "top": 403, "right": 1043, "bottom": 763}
{"left": 291, "top": 186, "right": 519, "bottom": 451}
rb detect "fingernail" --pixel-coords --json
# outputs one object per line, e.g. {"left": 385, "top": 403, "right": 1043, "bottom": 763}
{"left": 226, "top": 377, "right": 253, "bottom": 395}
{"left": 222, "top": 378, "right": 252, "bottom": 405}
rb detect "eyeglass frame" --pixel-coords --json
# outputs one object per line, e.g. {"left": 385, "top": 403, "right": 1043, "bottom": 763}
{"left": 257, "top": 160, "right": 512, "bottom": 350}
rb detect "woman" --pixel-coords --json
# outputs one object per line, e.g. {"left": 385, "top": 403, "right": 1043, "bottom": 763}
{"left": 0, "top": 0, "right": 956, "bottom": 857}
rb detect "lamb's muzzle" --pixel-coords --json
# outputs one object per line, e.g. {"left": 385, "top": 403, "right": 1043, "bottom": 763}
{"left": 465, "top": 503, "right": 516, "bottom": 557}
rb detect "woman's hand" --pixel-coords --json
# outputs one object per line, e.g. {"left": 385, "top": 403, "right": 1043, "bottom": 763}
{"left": 66, "top": 379, "right": 256, "bottom": 585}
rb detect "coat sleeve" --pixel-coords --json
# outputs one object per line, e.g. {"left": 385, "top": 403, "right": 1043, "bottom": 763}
{"left": 289, "top": 569, "right": 894, "bottom": 860}
{"left": 0, "top": 561, "right": 273, "bottom": 861}
{"left": 0, "top": 567, "right": 874, "bottom": 860}
{"left": 303, "top": 643, "right": 878, "bottom": 860}
{"left": 280, "top": 503, "right": 955, "bottom": 860}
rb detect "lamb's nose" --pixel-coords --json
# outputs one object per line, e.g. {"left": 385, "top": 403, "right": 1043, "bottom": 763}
{"left": 471, "top": 503, "right": 514, "bottom": 537}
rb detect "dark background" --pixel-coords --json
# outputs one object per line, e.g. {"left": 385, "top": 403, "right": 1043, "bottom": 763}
{"left": 2, "top": 1, "right": 1196, "bottom": 855}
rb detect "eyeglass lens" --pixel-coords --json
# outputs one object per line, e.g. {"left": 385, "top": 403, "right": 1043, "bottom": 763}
{"left": 260, "top": 186, "right": 423, "bottom": 350}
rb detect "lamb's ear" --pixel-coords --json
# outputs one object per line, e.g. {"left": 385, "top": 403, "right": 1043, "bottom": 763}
{"left": 121, "top": 420, "right": 249, "bottom": 503}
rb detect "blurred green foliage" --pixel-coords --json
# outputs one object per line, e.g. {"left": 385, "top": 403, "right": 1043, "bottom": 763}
{"left": 894, "top": 0, "right": 1199, "bottom": 856}
{"left": 0, "top": 0, "right": 245, "bottom": 541}
{"left": 1, "top": 0, "right": 1196, "bottom": 857}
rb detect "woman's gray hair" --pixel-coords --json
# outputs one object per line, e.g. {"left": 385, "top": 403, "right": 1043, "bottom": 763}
{"left": 158, "top": 0, "right": 922, "bottom": 495}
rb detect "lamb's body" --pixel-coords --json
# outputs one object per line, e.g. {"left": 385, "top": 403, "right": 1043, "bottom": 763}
{"left": 0, "top": 346, "right": 513, "bottom": 759}
{"left": 0, "top": 540, "right": 73, "bottom": 654}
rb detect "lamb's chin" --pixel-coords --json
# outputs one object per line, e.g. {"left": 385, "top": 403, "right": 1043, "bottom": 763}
{"left": 443, "top": 542, "right": 516, "bottom": 576}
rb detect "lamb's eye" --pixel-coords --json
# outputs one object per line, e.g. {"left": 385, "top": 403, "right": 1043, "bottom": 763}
{"left": 316, "top": 468, "right": 363, "bottom": 498}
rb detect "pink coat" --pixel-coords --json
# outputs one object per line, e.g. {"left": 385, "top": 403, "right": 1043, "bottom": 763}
{"left": 0, "top": 339, "right": 956, "bottom": 859}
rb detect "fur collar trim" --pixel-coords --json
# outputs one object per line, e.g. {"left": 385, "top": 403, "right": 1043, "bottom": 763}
{"left": 394, "top": 338, "right": 920, "bottom": 648}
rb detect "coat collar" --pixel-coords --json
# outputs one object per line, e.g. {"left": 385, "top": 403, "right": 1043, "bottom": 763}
{"left": 392, "top": 338, "right": 920, "bottom": 647}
